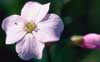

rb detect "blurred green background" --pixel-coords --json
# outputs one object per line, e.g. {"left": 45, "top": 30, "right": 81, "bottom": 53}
{"left": 0, "top": 0, "right": 100, "bottom": 62}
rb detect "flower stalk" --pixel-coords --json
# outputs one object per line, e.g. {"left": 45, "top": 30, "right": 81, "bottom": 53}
{"left": 46, "top": 46, "right": 51, "bottom": 62}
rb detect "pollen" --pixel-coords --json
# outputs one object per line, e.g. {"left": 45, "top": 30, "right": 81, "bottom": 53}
{"left": 25, "top": 22, "right": 36, "bottom": 33}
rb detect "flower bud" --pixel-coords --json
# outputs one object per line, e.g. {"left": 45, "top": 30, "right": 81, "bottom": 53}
{"left": 81, "top": 33, "right": 100, "bottom": 49}
{"left": 71, "top": 33, "right": 100, "bottom": 49}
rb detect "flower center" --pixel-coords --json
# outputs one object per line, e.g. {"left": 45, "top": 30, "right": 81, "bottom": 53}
{"left": 25, "top": 22, "right": 36, "bottom": 33}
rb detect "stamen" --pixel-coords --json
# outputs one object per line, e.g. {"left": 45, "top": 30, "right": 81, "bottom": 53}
{"left": 25, "top": 22, "right": 36, "bottom": 33}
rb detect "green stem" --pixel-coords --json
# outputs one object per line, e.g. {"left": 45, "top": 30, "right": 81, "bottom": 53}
{"left": 46, "top": 46, "right": 51, "bottom": 62}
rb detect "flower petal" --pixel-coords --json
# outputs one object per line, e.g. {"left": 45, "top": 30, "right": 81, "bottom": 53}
{"left": 2, "top": 15, "right": 26, "bottom": 44}
{"left": 35, "top": 14, "right": 64, "bottom": 43}
{"left": 6, "top": 26, "right": 26, "bottom": 44}
{"left": 21, "top": 1, "right": 50, "bottom": 22}
{"left": 2, "top": 15, "right": 25, "bottom": 31}
{"left": 16, "top": 33, "right": 45, "bottom": 60}
{"left": 35, "top": 3, "right": 50, "bottom": 24}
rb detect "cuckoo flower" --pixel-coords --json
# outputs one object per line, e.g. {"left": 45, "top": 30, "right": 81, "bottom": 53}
{"left": 2, "top": 1, "right": 64, "bottom": 60}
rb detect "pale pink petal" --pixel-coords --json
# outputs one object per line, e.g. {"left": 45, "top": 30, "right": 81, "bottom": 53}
{"left": 21, "top": 1, "right": 50, "bottom": 22}
{"left": 16, "top": 33, "right": 45, "bottom": 60}
{"left": 35, "top": 3, "right": 50, "bottom": 24}
{"left": 1, "top": 15, "right": 26, "bottom": 44}
{"left": 2, "top": 15, "right": 25, "bottom": 31}
{"left": 6, "top": 26, "right": 26, "bottom": 44}
{"left": 34, "top": 14, "right": 64, "bottom": 43}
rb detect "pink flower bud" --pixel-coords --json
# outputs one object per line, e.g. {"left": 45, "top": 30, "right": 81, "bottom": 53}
{"left": 81, "top": 33, "right": 100, "bottom": 49}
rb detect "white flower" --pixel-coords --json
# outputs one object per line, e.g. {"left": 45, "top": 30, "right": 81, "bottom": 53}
{"left": 2, "top": 1, "right": 64, "bottom": 60}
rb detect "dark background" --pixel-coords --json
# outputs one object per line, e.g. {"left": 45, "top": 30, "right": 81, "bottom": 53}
{"left": 0, "top": 0, "right": 100, "bottom": 62}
